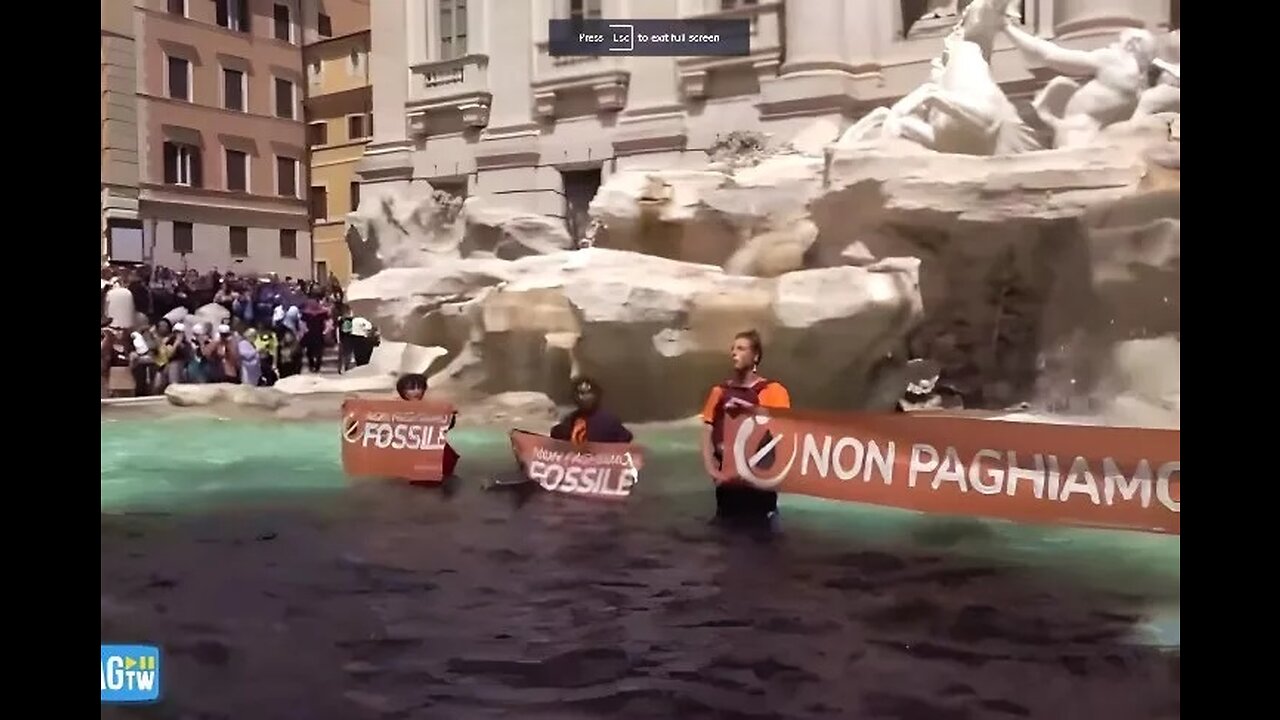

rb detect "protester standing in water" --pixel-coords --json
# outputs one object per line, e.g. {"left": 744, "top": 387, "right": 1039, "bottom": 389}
{"left": 700, "top": 329, "right": 792, "bottom": 526}
{"left": 550, "top": 377, "right": 633, "bottom": 445}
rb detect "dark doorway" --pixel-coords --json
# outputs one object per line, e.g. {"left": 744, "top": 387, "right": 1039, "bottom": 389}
{"left": 561, "top": 168, "right": 602, "bottom": 244}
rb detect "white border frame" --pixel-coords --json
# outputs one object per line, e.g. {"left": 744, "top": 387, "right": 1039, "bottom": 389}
{"left": 274, "top": 154, "right": 301, "bottom": 198}
{"left": 309, "top": 181, "right": 331, "bottom": 222}
{"left": 345, "top": 113, "right": 371, "bottom": 141}
{"left": 163, "top": 53, "right": 194, "bottom": 102}
{"left": 223, "top": 145, "right": 250, "bottom": 193}
{"left": 164, "top": 141, "right": 196, "bottom": 187}
{"left": 219, "top": 63, "right": 248, "bottom": 112}
{"left": 307, "top": 120, "right": 329, "bottom": 147}
{"left": 272, "top": 2, "right": 296, "bottom": 44}
{"left": 220, "top": 0, "right": 246, "bottom": 32}
{"left": 273, "top": 75, "right": 297, "bottom": 119}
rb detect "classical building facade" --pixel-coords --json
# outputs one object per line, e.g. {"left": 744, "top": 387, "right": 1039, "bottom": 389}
{"left": 360, "top": 0, "right": 1178, "bottom": 244}
{"left": 302, "top": 0, "right": 371, "bottom": 285}
{"left": 135, "top": 0, "right": 312, "bottom": 276}
{"left": 102, "top": 0, "right": 142, "bottom": 264}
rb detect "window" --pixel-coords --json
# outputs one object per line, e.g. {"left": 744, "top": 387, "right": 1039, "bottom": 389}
{"left": 163, "top": 142, "right": 201, "bottom": 187}
{"left": 569, "top": 0, "right": 602, "bottom": 19}
{"left": 167, "top": 0, "right": 186, "bottom": 17}
{"left": 172, "top": 222, "right": 193, "bottom": 254}
{"left": 318, "top": 13, "right": 333, "bottom": 37}
{"left": 274, "top": 78, "right": 295, "bottom": 119}
{"left": 225, "top": 148, "right": 248, "bottom": 192}
{"left": 310, "top": 186, "right": 328, "bottom": 220}
{"left": 273, "top": 4, "right": 292, "bottom": 42}
{"left": 276, "top": 156, "right": 298, "bottom": 197}
{"left": 720, "top": 0, "right": 759, "bottom": 9}
{"left": 166, "top": 56, "right": 191, "bottom": 101}
{"left": 279, "top": 229, "right": 298, "bottom": 258}
{"left": 348, "top": 48, "right": 364, "bottom": 76}
{"left": 229, "top": 226, "right": 249, "bottom": 257}
{"left": 350, "top": 181, "right": 361, "bottom": 212}
{"left": 222, "top": 67, "right": 245, "bottom": 111}
{"left": 438, "top": 0, "right": 468, "bottom": 60}
{"left": 308, "top": 122, "right": 328, "bottom": 146}
{"left": 215, "top": 0, "right": 250, "bottom": 32}
{"left": 315, "top": 260, "right": 328, "bottom": 282}
{"left": 348, "top": 114, "right": 367, "bottom": 140}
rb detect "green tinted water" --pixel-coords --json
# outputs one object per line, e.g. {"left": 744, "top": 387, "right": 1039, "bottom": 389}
{"left": 101, "top": 417, "right": 1179, "bottom": 646}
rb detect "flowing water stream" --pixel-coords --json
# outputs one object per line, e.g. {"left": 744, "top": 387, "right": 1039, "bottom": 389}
{"left": 101, "top": 416, "right": 1179, "bottom": 720}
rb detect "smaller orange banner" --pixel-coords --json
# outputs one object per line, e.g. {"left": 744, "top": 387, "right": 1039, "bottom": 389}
{"left": 509, "top": 430, "right": 645, "bottom": 500}
{"left": 341, "top": 398, "right": 457, "bottom": 482}
{"left": 722, "top": 409, "right": 1180, "bottom": 535}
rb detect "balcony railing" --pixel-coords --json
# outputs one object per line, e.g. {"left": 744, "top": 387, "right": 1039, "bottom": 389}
{"left": 407, "top": 53, "right": 492, "bottom": 131}
{"left": 531, "top": 42, "right": 629, "bottom": 119}
{"left": 676, "top": 1, "right": 783, "bottom": 99}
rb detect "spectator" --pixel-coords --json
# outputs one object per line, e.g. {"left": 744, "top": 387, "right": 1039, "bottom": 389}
{"left": 350, "top": 315, "right": 377, "bottom": 367}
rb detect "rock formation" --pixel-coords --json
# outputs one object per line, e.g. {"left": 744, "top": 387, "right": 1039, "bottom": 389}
{"left": 336, "top": 11, "right": 1179, "bottom": 425}
{"left": 348, "top": 249, "right": 922, "bottom": 421}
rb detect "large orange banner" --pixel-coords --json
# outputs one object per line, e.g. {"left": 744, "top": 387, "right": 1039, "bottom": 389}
{"left": 341, "top": 398, "right": 456, "bottom": 482}
{"left": 509, "top": 430, "right": 644, "bottom": 500}
{"left": 722, "top": 409, "right": 1180, "bottom": 535}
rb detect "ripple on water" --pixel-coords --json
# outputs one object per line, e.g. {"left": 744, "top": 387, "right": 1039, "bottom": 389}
{"left": 101, "top": 418, "right": 1179, "bottom": 720}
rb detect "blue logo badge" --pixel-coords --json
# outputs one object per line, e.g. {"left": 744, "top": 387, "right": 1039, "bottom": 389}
{"left": 101, "top": 645, "right": 161, "bottom": 703}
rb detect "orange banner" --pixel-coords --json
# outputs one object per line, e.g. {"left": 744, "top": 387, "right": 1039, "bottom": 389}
{"left": 509, "top": 430, "right": 644, "bottom": 500}
{"left": 341, "top": 398, "right": 457, "bottom": 482}
{"left": 722, "top": 409, "right": 1180, "bottom": 535}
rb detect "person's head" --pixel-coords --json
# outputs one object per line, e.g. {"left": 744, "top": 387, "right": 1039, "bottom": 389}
{"left": 155, "top": 318, "right": 172, "bottom": 337}
{"left": 730, "top": 329, "right": 763, "bottom": 374}
{"left": 217, "top": 323, "right": 231, "bottom": 339}
{"left": 571, "top": 376, "right": 602, "bottom": 413}
{"left": 396, "top": 373, "right": 428, "bottom": 401}
{"left": 280, "top": 329, "right": 296, "bottom": 344}
{"left": 243, "top": 328, "right": 258, "bottom": 343}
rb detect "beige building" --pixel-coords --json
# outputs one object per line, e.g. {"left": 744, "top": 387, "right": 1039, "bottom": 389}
{"left": 360, "top": 0, "right": 1178, "bottom": 244}
{"left": 135, "top": 0, "right": 312, "bottom": 277}
{"left": 102, "top": 0, "right": 142, "bottom": 263}
{"left": 302, "top": 0, "right": 371, "bottom": 285}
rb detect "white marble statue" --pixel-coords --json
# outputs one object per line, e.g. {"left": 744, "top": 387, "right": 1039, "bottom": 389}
{"left": 1136, "top": 30, "right": 1180, "bottom": 117}
{"left": 837, "top": 0, "right": 1037, "bottom": 155}
{"left": 1002, "top": 19, "right": 1157, "bottom": 148}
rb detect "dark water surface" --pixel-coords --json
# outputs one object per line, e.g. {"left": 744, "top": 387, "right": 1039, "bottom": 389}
{"left": 102, "top": 418, "right": 1179, "bottom": 720}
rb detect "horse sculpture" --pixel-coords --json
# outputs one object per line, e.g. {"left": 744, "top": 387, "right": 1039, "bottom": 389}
{"left": 836, "top": 0, "right": 1038, "bottom": 156}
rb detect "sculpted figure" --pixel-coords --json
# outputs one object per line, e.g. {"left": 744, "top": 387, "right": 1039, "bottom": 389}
{"left": 837, "top": 0, "right": 1036, "bottom": 155}
{"left": 1002, "top": 19, "right": 1157, "bottom": 148}
{"left": 1136, "top": 30, "right": 1180, "bottom": 117}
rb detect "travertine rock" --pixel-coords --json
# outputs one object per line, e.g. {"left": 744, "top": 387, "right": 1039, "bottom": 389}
{"left": 345, "top": 183, "right": 570, "bottom": 277}
{"left": 348, "top": 249, "right": 923, "bottom": 420}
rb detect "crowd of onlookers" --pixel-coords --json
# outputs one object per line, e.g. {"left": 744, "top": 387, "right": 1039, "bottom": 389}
{"left": 101, "top": 265, "right": 377, "bottom": 398}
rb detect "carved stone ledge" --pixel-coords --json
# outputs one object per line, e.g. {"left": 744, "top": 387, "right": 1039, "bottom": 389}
{"left": 460, "top": 102, "right": 491, "bottom": 129}
{"left": 680, "top": 70, "right": 709, "bottom": 100}
{"left": 594, "top": 80, "right": 627, "bottom": 112}
{"left": 533, "top": 90, "right": 557, "bottom": 119}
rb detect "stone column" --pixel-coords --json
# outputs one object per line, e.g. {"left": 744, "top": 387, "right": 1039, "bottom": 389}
{"left": 780, "top": 0, "right": 846, "bottom": 74}
{"left": 359, "top": 0, "right": 414, "bottom": 189}
{"left": 475, "top": 0, "right": 558, "bottom": 215}
{"left": 1053, "top": 0, "right": 1169, "bottom": 38}
{"left": 614, "top": 0, "right": 693, "bottom": 170}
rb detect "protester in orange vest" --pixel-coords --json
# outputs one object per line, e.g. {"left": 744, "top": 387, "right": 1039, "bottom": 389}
{"left": 550, "top": 376, "right": 633, "bottom": 446}
{"left": 700, "top": 329, "right": 792, "bottom": 525}
{"left": 395, "top": 372, "right": 459, "bottom": 476}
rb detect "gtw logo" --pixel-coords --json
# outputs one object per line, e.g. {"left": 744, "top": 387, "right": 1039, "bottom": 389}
{"left": 101, "top": 645, "right": 161, "bottom": 704}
